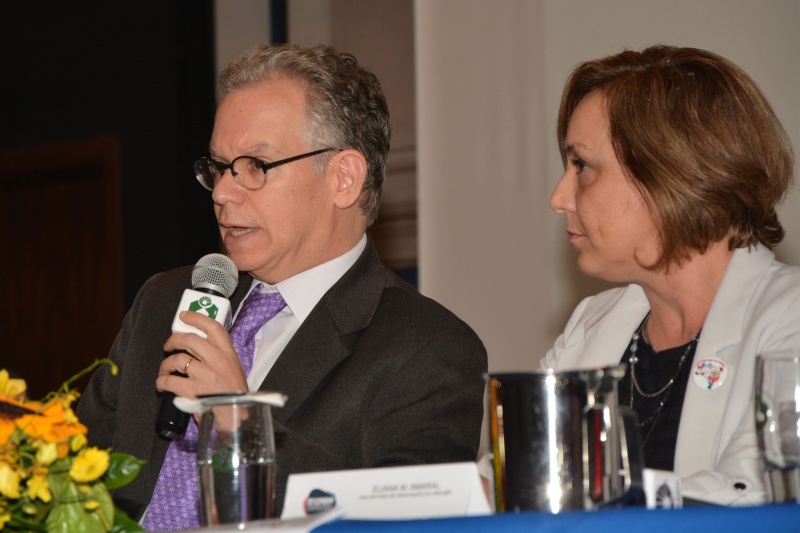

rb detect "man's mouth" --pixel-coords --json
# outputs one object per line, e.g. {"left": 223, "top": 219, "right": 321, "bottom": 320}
{"left": 228, "top": 227, "right": 257, "bottom": 237}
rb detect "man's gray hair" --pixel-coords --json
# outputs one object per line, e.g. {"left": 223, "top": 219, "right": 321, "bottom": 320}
{"left": 217, "top": 44, "right": 391, "bottom": 227}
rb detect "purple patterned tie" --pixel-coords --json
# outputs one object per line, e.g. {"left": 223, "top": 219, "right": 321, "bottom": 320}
{"left": 143, "top": 285, "right": 287, "bottom": 531}
{"left": 228, "top": 285, "right": 287, "bottom": 376}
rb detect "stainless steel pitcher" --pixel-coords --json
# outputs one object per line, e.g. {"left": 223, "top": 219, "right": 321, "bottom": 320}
{"left": 487, "top": 365, "right": 644, "bottom": 512}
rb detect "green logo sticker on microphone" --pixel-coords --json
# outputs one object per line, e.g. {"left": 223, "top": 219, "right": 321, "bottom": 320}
{"left": 189, "top": 296, "right": 219, "bottom": 319}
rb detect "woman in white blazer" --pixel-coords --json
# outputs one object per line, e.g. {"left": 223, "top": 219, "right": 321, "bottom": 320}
{"left": 546, "top": 45, "right": 799, "bottom": 506}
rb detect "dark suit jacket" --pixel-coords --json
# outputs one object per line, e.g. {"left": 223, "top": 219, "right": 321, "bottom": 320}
{"left": 77, "top": 239, "right": 487, "bottom": 519}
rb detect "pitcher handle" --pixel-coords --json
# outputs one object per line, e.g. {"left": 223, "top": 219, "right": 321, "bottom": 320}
{"left": 611, "top": 406, "right": 646, "bottom": 506}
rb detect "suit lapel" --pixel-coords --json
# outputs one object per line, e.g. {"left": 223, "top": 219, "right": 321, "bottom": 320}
{"left": 260, "top": 311, "right": 352, "bottom": 422}
{"left": 259, "top": 238, "right": 386, "bottom": 423}
{"left": 674, "top": 246, "right": 774, "bottom": 473}
{"left": 230, "top": 271, "right": 253, "bottom": 311}
{"left": 565, "top": 285, "right": 651, "bottom": 370}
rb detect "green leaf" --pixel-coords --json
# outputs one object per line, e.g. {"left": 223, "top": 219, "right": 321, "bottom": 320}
{"left": 45, "top": 498, "right": 104, "bottom": 533}
{"left": 44, "top": 468, "right": 105, "bottom": 533}
{"left": 90, "top": 482, "right": 115, "bottom": 531}
{"left": 103, "top": 453, "right": 145, "bottom": 490}
{"left": 46, "top": 466, "right": 73, "bottom": 503}
{"left": 111, "top": 508, "right": 145, "bottom": 533}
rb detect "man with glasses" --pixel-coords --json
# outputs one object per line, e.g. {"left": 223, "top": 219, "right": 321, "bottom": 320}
{"left": 78, "top": 44, "right": 487, "bottom": 529}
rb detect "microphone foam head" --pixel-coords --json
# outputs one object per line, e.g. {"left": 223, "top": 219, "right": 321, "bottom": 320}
{"left": 191, "top": 254, "right": 238, "bottom": 298}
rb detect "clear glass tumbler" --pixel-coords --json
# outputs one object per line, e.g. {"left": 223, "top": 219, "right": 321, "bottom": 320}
{"left": 755, "top": 352, "right": 800, "bottom": 503}
{"left": 195, "top": 394, "right": 278, "bottom": 525}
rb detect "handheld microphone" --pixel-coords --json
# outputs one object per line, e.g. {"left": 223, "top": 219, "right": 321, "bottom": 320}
{"left": 156, "top": 253, "right": 238, "bottom": 439}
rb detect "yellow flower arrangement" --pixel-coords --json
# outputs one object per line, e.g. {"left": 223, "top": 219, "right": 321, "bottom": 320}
{"left": 0, "top": 361, "right": 145, "bottom": 532}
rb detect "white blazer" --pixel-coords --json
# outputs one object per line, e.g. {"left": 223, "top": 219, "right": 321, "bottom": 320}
{"left": 543, "top": 245, "right": 800, "bottom": 506}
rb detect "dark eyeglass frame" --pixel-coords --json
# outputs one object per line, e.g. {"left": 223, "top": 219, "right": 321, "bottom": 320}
{"left": 195, "top": 147, "right": 340, "bottom": 191}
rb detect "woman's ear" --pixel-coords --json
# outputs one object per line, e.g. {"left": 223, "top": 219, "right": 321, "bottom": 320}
{"left": 332, "top": 150, "right": 367, "bottom": 209}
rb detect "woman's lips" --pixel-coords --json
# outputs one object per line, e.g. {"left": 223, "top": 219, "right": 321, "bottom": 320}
{"left": 567, "top": 230, "right": 583, "bottom": 242}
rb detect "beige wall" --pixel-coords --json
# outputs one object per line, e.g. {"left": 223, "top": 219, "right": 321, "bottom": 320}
{"left": 416, "top": 0, "right": 800, "bottom": 372}
{"left": 416, "top": 1, "right": 554, "bottom": 372}
{"left": 214, "top": 0, "right": 271, "bottom": 75}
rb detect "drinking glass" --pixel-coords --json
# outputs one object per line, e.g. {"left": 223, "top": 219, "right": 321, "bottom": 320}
{"left": 755, "top": 353, "right": 800, "bottom": 503}
{"left": 195, "top": 395, "right": 278, "bottom": 525}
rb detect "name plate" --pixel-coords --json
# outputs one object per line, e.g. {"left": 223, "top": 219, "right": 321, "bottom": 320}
{"left": 643, "top": 468, "right": 683, "bottom": 509}
{"left": 281, "top": 462, "right": 491, "bottom": 520}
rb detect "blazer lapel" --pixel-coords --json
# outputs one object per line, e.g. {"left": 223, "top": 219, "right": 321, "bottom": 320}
{"left": 562, "top": 285, "right": 651, "bottom": 370}
{"left": 230, "top": 272, "right": 253, "bottom": 311}
{"left": 674, "top": 246, "right": 774, "bottom": 474}
{"left": 259, "top": 238, "right": 386, "bottom": 423}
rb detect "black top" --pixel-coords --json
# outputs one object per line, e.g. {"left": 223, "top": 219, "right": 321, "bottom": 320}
{"left": 618, "top": 321, "right": 698, "bottom": 471}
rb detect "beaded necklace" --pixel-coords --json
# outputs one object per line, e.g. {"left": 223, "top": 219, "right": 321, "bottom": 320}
{"left": 627, "top": 312, "right": 701, "bottom": 441}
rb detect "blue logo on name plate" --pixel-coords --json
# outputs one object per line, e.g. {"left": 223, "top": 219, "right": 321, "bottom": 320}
{"left": 304, "top": 489, "right": 336, "bottom": 515}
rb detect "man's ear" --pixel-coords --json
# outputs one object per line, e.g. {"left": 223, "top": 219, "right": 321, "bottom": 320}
{"left": 332, "top": 150, "right": 367, "bottom": 209}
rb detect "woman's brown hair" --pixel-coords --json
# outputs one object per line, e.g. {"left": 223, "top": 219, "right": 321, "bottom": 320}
{"left": 558, "top": 45, "right": 794, "bottom": 270}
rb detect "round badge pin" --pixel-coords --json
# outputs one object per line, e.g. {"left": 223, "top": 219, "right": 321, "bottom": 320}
{"left": 692, "top": 358, "right": 727, "bottom": 391}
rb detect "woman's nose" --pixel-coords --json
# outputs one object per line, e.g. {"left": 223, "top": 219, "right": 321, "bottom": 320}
{"left": 549, "top": 171, "right": 575, "bottom": 214}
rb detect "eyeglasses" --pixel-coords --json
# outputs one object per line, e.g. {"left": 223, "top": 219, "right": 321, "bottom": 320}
{"left": 194, "top": 147, "right": 339, "bottom": 191}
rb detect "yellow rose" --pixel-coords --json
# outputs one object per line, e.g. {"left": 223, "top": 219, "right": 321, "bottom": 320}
{"left": 69, "top": 447, "right": 110, "bottom": 483}
{"left": 0, "top": 463, "right": 21, "bottom": 499}
{"left": 0, "top": 510, "right": 11, "bottom": 529}
{"left": 25, "top": 472, "right": 51, "bottom": 503}
{"left": 35, "top": 442, "right": 58, "bottom": 466}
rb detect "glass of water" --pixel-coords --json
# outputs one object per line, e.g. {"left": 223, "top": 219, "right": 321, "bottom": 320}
{"left": 755, "top": 352, "right": 800, "bottom": 503}
{"left": 195, "top": 393, "right": 278, "bottom": 525}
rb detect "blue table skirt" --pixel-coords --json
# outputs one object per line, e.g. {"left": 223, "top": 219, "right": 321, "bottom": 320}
{"left": 313, "top": 503, "right": 799, "bottom": 532}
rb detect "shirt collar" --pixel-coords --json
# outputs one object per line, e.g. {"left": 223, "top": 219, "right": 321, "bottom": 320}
{"left": 245, "top": 234, "right": 367, "bottom": 324}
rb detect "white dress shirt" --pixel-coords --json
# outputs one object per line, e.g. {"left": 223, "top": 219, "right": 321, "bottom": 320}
{"left": 240, "top": 234, "right": 367, "bottom": 390}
